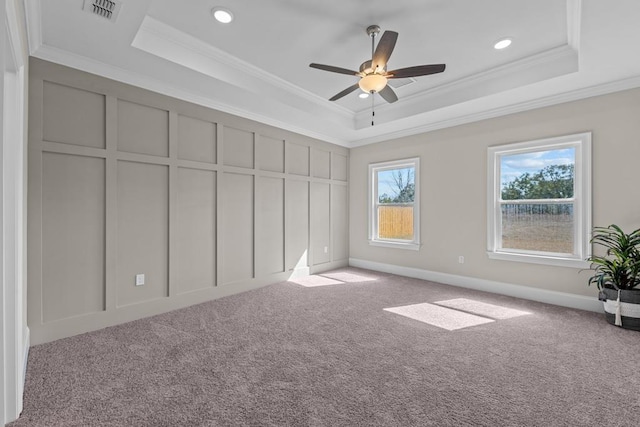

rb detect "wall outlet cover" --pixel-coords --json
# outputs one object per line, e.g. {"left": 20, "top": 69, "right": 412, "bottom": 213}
{"left": 135, "top": 274, "right": 145, "bottom": 286}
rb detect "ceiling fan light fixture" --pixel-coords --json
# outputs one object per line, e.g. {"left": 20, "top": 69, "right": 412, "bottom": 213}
{"left": 211, "top": 7, "right": 234, "bottom": 24}
{"left": 359, "top": 74, "right": 387, "bottom": 93}
{"left": 494, "top": 38, "right": 512, "bottom": 50}
{"left": 359, "top": 93, "right": 370, "bottom": 99}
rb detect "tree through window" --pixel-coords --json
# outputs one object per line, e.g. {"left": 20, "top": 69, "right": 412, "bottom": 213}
{"left": 369, "top": 158, "right": 420, "bottom": 250}
{"left": 501, "top": 158, "right": 575, "bottom": 254}
{"left": 488, "top": 133, "right": 591, "bottom": 267}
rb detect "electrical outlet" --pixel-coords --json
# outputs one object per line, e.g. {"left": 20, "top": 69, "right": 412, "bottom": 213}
{"left": 135, "top": 274, "right": 145, "bottom": 286}
{"left": 324, "top": 246, "right": 328, "bottom": 254}
{"left": 458, "top": 256, "right": 465, "bottom": 264}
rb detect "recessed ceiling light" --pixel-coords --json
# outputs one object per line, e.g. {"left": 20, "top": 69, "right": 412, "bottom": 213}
{"left": 212, "top": 7, "right": 234, "bottom": 24}
{"left": 494, "top": 38, "right": 512, "bottom": 50}
{"left": 359, "top": 93, "right": 370, "bottom": 99}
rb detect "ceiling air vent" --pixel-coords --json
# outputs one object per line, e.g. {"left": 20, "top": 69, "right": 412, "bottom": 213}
{"left": 83, "top": 0, "right": 122, "bottom": 22}
{"left": 388, "top": 77, "right": 416, "bottom": 89}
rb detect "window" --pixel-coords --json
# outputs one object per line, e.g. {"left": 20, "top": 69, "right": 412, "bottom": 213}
{"left": 487, "top": 133, "right": 591, "bottom": 267}
{"left": 369, "top": 158, "right": 420, "bottom": 250}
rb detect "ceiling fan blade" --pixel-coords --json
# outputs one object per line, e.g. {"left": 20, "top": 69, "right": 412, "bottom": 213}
{"left": 309, "top": 63, "right": 359, "bottom": 76}
{"left": 329, "top": 83, "right": 361, "bottom": 101}
{"left": 387, "top": 64, "right": 446, "bottom": 79}
{"left": 372, "top": 31, "right": 398, "bottom": 70}
{"left": 378, "top": 85, "right": 398, "bottom": 103}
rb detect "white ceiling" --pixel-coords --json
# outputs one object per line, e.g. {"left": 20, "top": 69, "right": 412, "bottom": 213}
{"left": 24, "top": 0, "right": 640, "bottom": 147}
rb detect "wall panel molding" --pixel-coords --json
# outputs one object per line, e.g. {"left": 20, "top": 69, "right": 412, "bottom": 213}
{"left": 27, "top": 58, "right": 349, "bottom": 344}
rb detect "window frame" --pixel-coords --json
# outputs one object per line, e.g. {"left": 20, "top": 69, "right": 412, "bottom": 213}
{"left": 487, "top": 132, "right": 591, "bottom": 268}
{"left": 368, "top": 157, "right": 420, "bottom": 251}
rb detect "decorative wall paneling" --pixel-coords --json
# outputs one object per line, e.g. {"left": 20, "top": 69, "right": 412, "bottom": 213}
{"left": 28, "top": 59, "right": 349, "bottom": 344}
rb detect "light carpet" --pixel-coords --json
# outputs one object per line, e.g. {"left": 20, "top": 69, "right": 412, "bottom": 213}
{"left": 10, "top": 268, "right": 640, "bottom": 426}
{"left": 434, "top": 298, "right": 531, "bottom": 319}
{"left": 384, "top": 302, "right": 495, "bottom": 330}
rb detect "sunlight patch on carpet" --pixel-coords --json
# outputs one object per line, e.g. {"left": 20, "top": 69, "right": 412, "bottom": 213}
{"left": 434, "top": 298, "right": 531, "bottom": 319}
{"left": 384, "top": 303, "right": 495, "bottom": 331}
{"left": 289, "top": 275, "right": 343, "bottom": 287}
{"left": 290, "top": 271, "right": 378, "bottom": 287}
{"left": 321, "top": 272, "right": 377, "bottom": 283}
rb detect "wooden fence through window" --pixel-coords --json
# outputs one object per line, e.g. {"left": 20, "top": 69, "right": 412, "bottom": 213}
{"left": 378, "top": 205, "right": 414, "bottom": 240}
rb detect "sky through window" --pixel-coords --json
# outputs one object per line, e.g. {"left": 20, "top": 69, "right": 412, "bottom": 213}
{"left": 500, "top": 148, "right": 575, "bottom": 188}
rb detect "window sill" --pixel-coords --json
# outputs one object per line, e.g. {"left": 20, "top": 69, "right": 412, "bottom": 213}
{"left": 369, "top": 240, "right": 420, "bottom": 251}
{"left": 487, "top": 250, "right": 590, "bottom": 269}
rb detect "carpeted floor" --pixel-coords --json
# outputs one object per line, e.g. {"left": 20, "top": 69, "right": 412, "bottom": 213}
{"left": 10, "top": 268, "right": 640, "bottom": 426}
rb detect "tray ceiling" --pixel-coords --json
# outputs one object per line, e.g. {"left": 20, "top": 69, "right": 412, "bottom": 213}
{"left": 25, "top": 0, "right": 640, "bottom": 146}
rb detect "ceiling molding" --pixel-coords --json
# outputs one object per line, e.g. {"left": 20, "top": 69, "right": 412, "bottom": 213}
{"left": 23, "top": 0, "right": 42, "bottom": 55}
{"left": 25, "top": 0, "right": 640, "bottom": 148}
{"left": 350, "top": 74, "right": 640, "bottom": 147}
{"left": 132, "top": 16, "right": 353, "bottom": 120}
{"left": 5, "top": 0, "right": 26, "bottom": 69}
{"left": 34, "top": 41, "right": 640, "bottom": 149}
{"left": 31, "top": 44, "right": 351, "bottom": 147}
{"left": 354, "top": 44, "right": 579, "bottom": 128}
{"left": 567, "top": 0, "right": 582, "bottom": 51}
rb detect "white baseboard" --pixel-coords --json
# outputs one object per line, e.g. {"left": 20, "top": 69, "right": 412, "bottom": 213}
{"left": 287, "top": 266, "right": 310, "bottom": 280}
{"left": 310, "top": 259, "right": 349, "bottom": 275}
{"left": 286, "top": 259, "right": 349, "bottom": 280}
{"left": 19, "top": 327, "right": 30, "bottom": 415}
{"left": 22, "top": 327, "right": 30, "bottom": 382}
{"left": 349, "top": 258, "right": 603, "bottom": 313}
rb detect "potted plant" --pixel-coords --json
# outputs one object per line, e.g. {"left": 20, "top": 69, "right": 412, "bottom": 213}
{"left": 587, "top": 224, "right": 640, "bottom": 330}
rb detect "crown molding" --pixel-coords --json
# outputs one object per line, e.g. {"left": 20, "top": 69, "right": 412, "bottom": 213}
{"left": 350, "top": 74, "right": 640, "bottom": 147}
{"left": 396, "top": 45, "right": 577, "bottom": 109}
{"left": 5, "top": 0, "right": 26, "bottom": 69}
{"left": 31, "top": 44, "right": 351, "bottom": 147}
{"left": 23, "top": 0, "right": 41, "bottom": 55}
{"left": 132, "top": 16, "right": 353, "bottom": 121}
{"left": 31, "top": 43, "right": 640, "bottom": 150}
{"left": 28, "top": 0, "right": 639, "bottom": 149}
{"left": 354, "top": 44, "right": 579, "bottom": 128}
{"left": 567, "top": 0, "right": 582, "bottom": 51}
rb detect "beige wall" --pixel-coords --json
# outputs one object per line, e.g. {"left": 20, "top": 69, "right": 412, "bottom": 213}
{"left": 350, "top": 88, "right": 640, "bottom": 299}
{"left": 28, "top": 58, "right": 349, "bottom": 344}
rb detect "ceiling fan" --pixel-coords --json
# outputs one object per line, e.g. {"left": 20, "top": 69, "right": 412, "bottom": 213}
{"left": 310, "top": 25, "right": 446, "bottom": 104}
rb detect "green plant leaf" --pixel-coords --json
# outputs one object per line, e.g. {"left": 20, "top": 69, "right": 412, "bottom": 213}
{"left": 586, "top": 224, "right": 640, "bottom": 290}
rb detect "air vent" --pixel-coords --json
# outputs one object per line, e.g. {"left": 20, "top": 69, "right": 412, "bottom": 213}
{"left": 388, "top": 77, "right": 416, "bottom": 89}
{"left": 83, "top": 0, "right": 122, "bottom": 22}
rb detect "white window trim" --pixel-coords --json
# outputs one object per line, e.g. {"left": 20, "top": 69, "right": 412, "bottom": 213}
{"left": 487, "top": 133, "right": 591, "bottom": 268}
{"left": 368, "top": 157, "right": 420, "bottom": 250}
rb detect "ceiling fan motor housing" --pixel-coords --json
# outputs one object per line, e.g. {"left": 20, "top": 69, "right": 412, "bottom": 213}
{"left": 359, "top": 60, "right": 373, "bottom": 74}
{"left": 359, "top": 60, "right": 386, "bottom": 75}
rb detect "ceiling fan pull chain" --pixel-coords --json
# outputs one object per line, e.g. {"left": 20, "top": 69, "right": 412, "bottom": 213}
{"left": 371, "top": 92, "right": 375, "bottom": 126}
